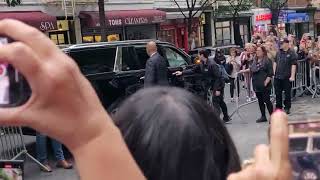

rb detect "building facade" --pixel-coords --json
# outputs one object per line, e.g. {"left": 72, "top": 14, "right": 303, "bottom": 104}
{"left": 0, "top": 0, "right": 165, "bottom": 44}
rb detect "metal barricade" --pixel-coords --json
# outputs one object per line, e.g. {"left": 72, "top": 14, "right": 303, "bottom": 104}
{"left": 0, "top": 126, "right": 49, "bottom": 170}
{"left": 291, "top": 59, "right": 310, "bottom": 98}
{"left": 311, "top": 64, "right": 320, "bottom": 98}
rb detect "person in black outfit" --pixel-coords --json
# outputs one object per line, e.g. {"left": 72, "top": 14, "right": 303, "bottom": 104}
{"left": 144, "top": 41, "right": 169, "bottom": 87}
{"left": 214, "top": 49, "right": 226, "bottom": 67}
{"left": 274, "top": 38, "right": 297, "bottom": 114}
{"left": 241, "top": 46, "right": 274, "bottom": 123}
{"left": 174, "top": 50, "right": 231, "bottom": 122}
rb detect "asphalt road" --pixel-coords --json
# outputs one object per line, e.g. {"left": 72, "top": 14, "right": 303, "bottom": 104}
{"left": 10, "top": 85, "right": 320, "bottom": 179}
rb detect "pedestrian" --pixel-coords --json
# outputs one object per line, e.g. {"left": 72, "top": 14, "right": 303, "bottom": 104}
{"left": 226, "top": 48, "right": 241, "bottom": 102}
{"left": 274, "top": 38, "right": 298, "bottom": 114}
{"left": 240, "top": 46, "right": 274, "bottom": 123}
{"left": 240, "top": 43, "right": 256, "bottom": 102}
{"left": 173, "top": 50, "right": 231, "bottom": 122}
{"left": 36, "top": 134, "right": 73, "bottom": 172}
{"left": 214, "top": 49, "right": 226, "bottom": 66}
{"left": 144, "top": 41, "right": 169, "bottom": 87}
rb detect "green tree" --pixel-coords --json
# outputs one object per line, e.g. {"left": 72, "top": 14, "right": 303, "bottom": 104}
{"left": 262, "top": 0, "right": 288, "bottom": 25}
{"left": 216, "top": 0, "right": 253, "bottom": 47}
{"left": 5, "top": 0, "right": 21, "bottom": 6}
{"left": 98, "top": 0, "right": 107, "bottom": 42}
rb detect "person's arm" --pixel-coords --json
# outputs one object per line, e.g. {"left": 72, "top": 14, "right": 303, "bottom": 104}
{"left": 0, "top": 19, "right": 145, "bottom": 180}
{"left": 144, "top": 59, "right": 155, "bottom": 87}
{"left": 73, "top": 124, "right": 145, "bottom": 180}
{"left": 290, "top": 52, "right": 298, "bottom": 82}
{"left": 265, "top": 60, "right": 274, "bottom": 86}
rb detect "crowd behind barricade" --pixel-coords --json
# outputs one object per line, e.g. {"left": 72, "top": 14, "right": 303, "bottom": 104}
{"left": 207, "top": 30, "right": 320, "bottom": 123}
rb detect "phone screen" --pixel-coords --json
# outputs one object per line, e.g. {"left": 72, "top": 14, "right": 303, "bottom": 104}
{"left": 289, "top": 120, "right": 320, "bottom": 180}
{"left": 0, "top": 37, "right": 28, "bottom": 107}
{"left": 0, "top": 160, "right": 23, "bottom": 180}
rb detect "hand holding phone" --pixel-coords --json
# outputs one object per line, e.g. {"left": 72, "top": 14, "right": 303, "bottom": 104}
{"left": 228, "top": 111, "right": 291, "bottom": 180}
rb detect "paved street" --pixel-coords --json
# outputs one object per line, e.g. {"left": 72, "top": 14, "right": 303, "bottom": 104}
{"left": 4, "top": 85, "right": 318, "bottom": 179}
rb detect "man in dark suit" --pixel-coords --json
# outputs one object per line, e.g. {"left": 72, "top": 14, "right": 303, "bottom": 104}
{"left": 144, "top": 41, "right": 169, "bottom": 87}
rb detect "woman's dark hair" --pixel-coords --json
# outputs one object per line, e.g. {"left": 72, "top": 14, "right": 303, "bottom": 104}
{"left": 114, "top": 87, "right": 241, "bottom": 180}
{"left": 199, "top": 49, "right": 209, "bottom": 59}
{"left": 257, "top": 46, "right": 268, "bottom": 57}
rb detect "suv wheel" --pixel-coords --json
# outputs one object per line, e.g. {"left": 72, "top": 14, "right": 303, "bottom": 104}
{"left": 300, "top": 169, "right": 318, "bottom": 180}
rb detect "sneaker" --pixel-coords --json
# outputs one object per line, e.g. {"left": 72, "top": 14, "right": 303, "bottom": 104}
{"left": 256, "top": 117, "right": 268, "bottom": 123}
{"left": 223, "top": 116, "right": 232, "bottom": 123}
{"left": 40, "top": 164, "right": 52, "bottom": 173}
{"left": 285, "top": 108, "right": 291, "bottom": 114}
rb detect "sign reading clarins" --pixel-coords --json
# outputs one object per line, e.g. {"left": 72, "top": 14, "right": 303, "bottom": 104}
{"left": 80, "top": 10, "right": 166, "bottom": 28}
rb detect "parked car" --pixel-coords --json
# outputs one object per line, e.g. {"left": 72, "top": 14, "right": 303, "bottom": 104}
{"left": 290, "top": 133, "right": 320, "bottom": 180}
{"left": 189, "top": 45, "right": 242, "bottom": 63}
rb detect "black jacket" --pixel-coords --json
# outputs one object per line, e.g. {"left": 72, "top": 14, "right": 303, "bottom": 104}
{"left": 183, "top": 58, "right": 224, "bottom": 92}
{"left": 275, "top": 49, "right": 298, "bottom": 80}
{"left": 144, "top": 53, "right": 169, "bottom": 87}
{"left": 250, "top": 58, "right": 274, "bottom": 92}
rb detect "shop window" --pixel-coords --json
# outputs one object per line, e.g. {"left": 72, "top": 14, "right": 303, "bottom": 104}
{"left": 162, "top": 47, "right": 188, "bottom": 68}
{"left": 158, "top": 29, "right": 176, "bottom": 45}
{"left": 215, "top": 21, "right": 231, "bottom": 46}
{"left": 240, "top": 24, "right": 249, "bottom": 44}
{"left": 82, "top": 34, "right": 121, "bottom": 43}
{"left": 69, "top": 47, "right": 116, "bottom": 74}
{"left": 49, "top": 31, "right": 68, "bottom": 45}
{"left": 121, "top": 47, "right": 142, "bottom": 71}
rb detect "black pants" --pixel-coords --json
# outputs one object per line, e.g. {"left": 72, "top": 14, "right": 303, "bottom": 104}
{"left": 212, "top": 88, "right": 229, "bottom": 118}
{"left": 230, "top": 77, "right": 240, "bottom": 98}
{"left": 256, "top": 89, "right": 273, "bottom": 118}
{"left": 274, "top": 78, "right": 292, "bottom": 110}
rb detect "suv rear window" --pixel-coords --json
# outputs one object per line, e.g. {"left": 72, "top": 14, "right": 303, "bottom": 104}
{"left": 70, "top": 47, "right": 116, "bottom": 74}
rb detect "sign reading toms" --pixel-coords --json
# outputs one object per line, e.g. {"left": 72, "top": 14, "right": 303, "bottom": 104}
{"left": 96, "top": 16, "right": 161, "bottom": 27}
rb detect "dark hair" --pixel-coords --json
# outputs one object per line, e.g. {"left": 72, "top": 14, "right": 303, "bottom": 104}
{"left": 199, "top": 49, "right": 209, "bottom": 59}
{"left": 257, "top": 46, "right": 268, "bottom": 57}
{"left": 114, "top": 87, "right": 241, "bottom": 180}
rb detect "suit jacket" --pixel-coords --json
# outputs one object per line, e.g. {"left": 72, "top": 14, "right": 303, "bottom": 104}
{"left": 144, "top": 53, "right": 169, "bottom": 87}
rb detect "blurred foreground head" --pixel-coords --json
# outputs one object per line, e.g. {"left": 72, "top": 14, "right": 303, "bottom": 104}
{"left": 114, "top": 87, "right": 241, "bottom": 180}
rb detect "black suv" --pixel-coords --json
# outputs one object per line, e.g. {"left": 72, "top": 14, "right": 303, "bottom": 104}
{"left": 63, "top": 40, "right": 205, "bottom": 113}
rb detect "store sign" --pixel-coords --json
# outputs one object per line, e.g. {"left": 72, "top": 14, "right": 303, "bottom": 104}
{"left": 256, "top": 14, "right": 272, "bottom": 21}
{"left": 287, "top": 13, "right": 309, "bottom": 23}
{"left": 39, "top": 21, "right": 56, "bottom": 31}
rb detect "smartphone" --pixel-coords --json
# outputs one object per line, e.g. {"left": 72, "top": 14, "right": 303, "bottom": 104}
{"left": 0, "top": 160, "right": 24, "bottom": 180}
{"left": 0, "top": 37, "right": 28, "bottom": 107}
{"left": 289, "top": 120, "right": 320, "bottom": 180}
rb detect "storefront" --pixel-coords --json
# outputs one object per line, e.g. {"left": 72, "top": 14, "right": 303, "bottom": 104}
{"left": 0, "top": 11, "right": 57, "bottom": 32}
{"left": 314, "top": 11, "right": 320, "bottom": 36}
{"left": 79, "top": 10, "right": 166, "bottom": 43}
{"left": 158, "top": 18, "right": 200, "bottom": 51}
{"left": 252, "top": 8, "right": 272, "bottom": 36}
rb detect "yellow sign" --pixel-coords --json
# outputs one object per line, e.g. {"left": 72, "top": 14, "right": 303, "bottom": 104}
{"left": 57, "top": 20, "right": 69, "bottom": 31}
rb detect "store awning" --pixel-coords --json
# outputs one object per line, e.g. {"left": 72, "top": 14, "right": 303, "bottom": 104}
{"left": 79, "top": 10, "right": 166, "bottom": 28}
{"left": 0, "top": 11, "right": 57, "bottom": 31}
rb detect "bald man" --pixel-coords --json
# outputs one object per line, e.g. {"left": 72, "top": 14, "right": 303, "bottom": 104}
{"left": 144, "top": 41, "right": 168, "bottom": 87}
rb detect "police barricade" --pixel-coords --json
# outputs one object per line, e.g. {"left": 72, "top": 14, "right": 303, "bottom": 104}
{"left": 311, "top": 63, "right": 320, "bottom": 98}
{"left": 0, "top": 126, "right": 49, "bottom": 171}
{"left": 291, "top": 59, "right": 310, "bottom": 99}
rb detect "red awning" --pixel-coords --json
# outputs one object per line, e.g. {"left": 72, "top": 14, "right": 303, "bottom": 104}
{"left": 0, "top": 11, "right": 57, "bottom": 31}
{"left": 79, "top": 10, "right": 166, "bottom": 28}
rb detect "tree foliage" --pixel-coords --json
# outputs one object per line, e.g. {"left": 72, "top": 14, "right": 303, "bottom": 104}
{"left": 5, "top": 0, "right": 21, "bottom": 6}
{"left": 216, "top": 0, "right": 253, "bottom": 17}
{"left": 262, "top": 0, "right": 288, "bottom": 25}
